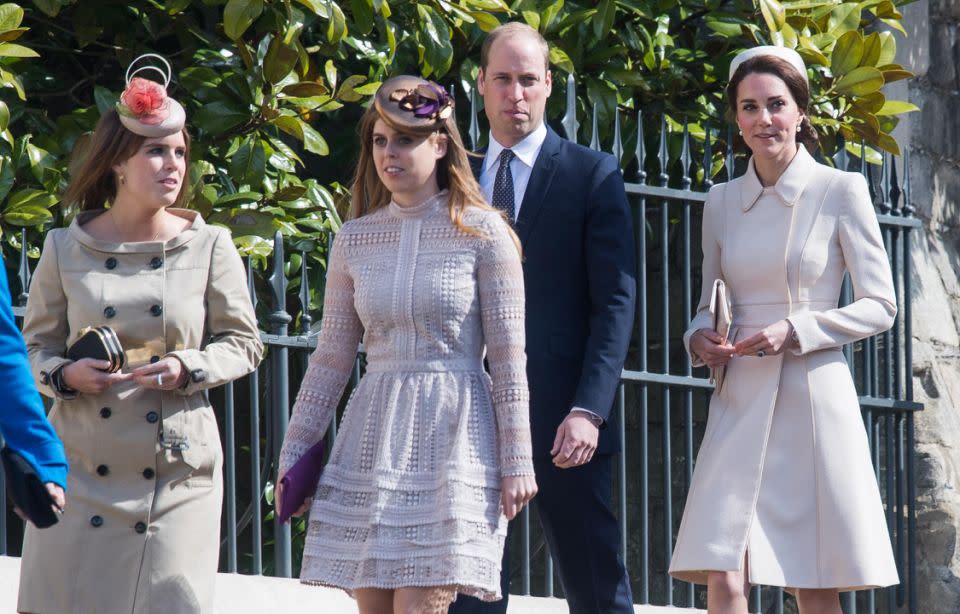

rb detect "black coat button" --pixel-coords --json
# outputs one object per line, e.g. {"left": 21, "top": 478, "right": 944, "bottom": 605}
{"left": 142, "top": 468, "right": 155, "bottom": 479}
{"left": 90, "top": 515, "right": 103, "bottom": 527}
{"left": 146, "top": 411, "right": 159, "bottom": 424}
{"left": 190, "top": 368, "right": 207, "bottom": 383}
{"left": 150, "top": 256, "right": 163, "bottom": 269}
{"left": 135, "top": 521, "right": 147, "bottom": 534}
{"left": 150, "top": 304, "right": 163, "bottom": 317}
{"left": 150, "top": 355, "right": 160, "bottom": 364}
{"left": 105, "top": 257, "right": 117, "bottom": 270}
{"left": 96, "top": 464, "right": 109, "bottom": 476}
{"left": 100, "top": 407, "right": 112, "bottom": 419}
{"left": 104, "top": 306, "right": 116, "bottom": 318}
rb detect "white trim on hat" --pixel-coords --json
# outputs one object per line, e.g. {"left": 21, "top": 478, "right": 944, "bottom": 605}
{"left": 729, "top": 45, "right": 808, "bottom": 84}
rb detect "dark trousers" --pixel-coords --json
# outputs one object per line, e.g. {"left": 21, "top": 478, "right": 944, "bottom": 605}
{"left": 448, "top": 455, "right": 633, "bottom": 614}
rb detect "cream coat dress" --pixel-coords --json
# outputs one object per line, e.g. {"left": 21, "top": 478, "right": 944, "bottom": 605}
{"left": 18, "top": 209, "right": 263, "bottom": 614}
{"left": 668, "top": 146, "right": 900, "bottom": 590}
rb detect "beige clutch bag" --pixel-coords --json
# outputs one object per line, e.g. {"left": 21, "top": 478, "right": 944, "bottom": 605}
{"left": 708, "top": 279, "right": 733, "bottom": 392}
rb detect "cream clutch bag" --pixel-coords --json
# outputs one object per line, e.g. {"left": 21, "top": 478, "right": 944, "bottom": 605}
{"left": 708, "top": 279, "right": 733, "bottom": 392}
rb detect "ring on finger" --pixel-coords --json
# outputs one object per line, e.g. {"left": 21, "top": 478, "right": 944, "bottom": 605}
{"left": 156, "top": 373, "right": 163, "bottom": 386}
{"left": 756, "top": 350, "right": 766, "bottom": 358}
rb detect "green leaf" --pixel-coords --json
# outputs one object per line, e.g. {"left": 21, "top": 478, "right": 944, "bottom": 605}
{"left": 30, "top": 0, "right": 61, "bottom": 17}
{"left": 549, "top": 47, "right": 575, "bottom": 74}
{"left": 758, "top": 0, "right": 787, "bottom": 31}
{"left": 274, "top": 185, "right": 308, "bottom": 201}
{"left": 281, "top": 82, "right": 329, "bottom": 97}
{"left": 94, "top": 86, "right": 117, "bottom": 115}
{"left": 3, "top": 205, "right": 53, "bottom": 227}
{"left": 230, "top": 137, "right": 267, "bottom": 187}
{"left": 353, "top": 81, "right": 382, "bottom": 95}
{"left": 324, "top": 59, "right": 337, "bottom": 93}
{"left": 881, "top": 68, "right": 912, "bottom": 84}
{"left": 828, "top": 4, "right": 861, "bottom": 34}
{"left": 6, "top": 188, "right": 58, "bottom": 210}
{"left": 593, "top": 0, "right": 616, "bottom": 39}
{"left": 274, "top": 116, "right": 304, "bottom": 140}
{"left": 875, "top": 100, "right": 919, "bottom": 116}
{"left": 351, "top": 0, "right": 374, "bottom": 35}
{"left": 194, "top": 101, "right": 249, "bottom": 135}
{"left": 297, "top": 118, "right": 329, "bottom": 155}
{"left": 0, "top": 42, "right": 38, "bottom": 57}
{"left": 293, "top": 0, "right": 328, "bottom": 17}
{"left": 834, "top": 66, "right": 883, "bottom": 96}
{"left": 327, "top": 1, "right": 348, "bottom": 44}
{"left": 845, "top": 141, "right": 883, "bottom": 165}
{"left": 223, "top": 0, "right": 263, "bottom": 40}
{"left": 337, "top": 74, "right": 367, "bottom": 102}
{"left": 853, "top": 91, "right": 885, "bottom": 114}
{"left": 831, "top": 31, "right": 863, "bottom": 76}
{"left": 861, "top": 32, "right": 883, "bottom": 67}
{"left": 0, "top": 3, "right": 24, "bottom": 31}
{"left": 264, "top": 37, "right": 299, "bottom": 84}
{"left": 0, "top": 27, "right": 28, "bottom": 43}
{"left": 215, "top": 191, "right": 263, "bottom": 206}
{"left": 876, "top": 31, "right": 897, "bottom": 66}
{"left": 0, "top": 99, "right": 8, "bottom": 133}
{"left": 468, "top": 10, "right": 500, "bottom": 32}
{"left": 875, "top": 131, "right": 900, "bottom": 155}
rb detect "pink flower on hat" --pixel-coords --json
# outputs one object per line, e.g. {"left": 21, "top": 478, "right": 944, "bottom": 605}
{"left": 118, "top": 77, "right": 169, "bottom": 125}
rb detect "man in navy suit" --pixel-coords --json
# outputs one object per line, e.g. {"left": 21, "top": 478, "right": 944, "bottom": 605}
{"left": 450, "top": 21, "right": 636, "bottom": 614}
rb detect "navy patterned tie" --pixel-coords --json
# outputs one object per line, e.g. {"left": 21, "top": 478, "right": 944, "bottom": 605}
{"left": 492, "top": 149, "right": 516, "bottom": 222}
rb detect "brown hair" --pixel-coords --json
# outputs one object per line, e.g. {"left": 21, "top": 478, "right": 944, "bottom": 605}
{"left": 63, "top": 108, "right": 191, "bottom": 211}
{"left": 349, "top": 104, "right": 520, "bottom": 254}
{"left": 480, "top": 21, "right": 550, "bottom": 72}
{"left": 726, "top": 55, "right": 819, "bottom": 152}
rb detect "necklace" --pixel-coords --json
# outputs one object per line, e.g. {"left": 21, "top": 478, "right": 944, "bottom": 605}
{"left": 109, "top": 208, "right": 164, "bottom": 242}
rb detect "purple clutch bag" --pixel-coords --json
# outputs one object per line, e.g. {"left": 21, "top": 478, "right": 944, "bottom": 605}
{"left": 278, "top": 439, "right": 325, "bottom": 524}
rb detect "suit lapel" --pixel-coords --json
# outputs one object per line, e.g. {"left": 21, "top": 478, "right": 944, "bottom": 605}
{"left": 515, "top": 127, "right": 561, "bottom": 244}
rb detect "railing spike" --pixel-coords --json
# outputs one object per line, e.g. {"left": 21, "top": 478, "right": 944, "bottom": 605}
{"left": 635, "top": 111, "right": 647, "bottom": 184}
{"left": 469, "top": 87, "right": 480, "bottom": 151}
{"left": 879, "top": 152, "right": 891, "bottom": 215}
{"left": 703, "top": 127, "right": 714, "bottom": 190}
{"left": 903, "top": 149, "right": 914, "bottom": 217}
{"left": 299, "top": 250, "right": 312, "bottom": 334}
{"left": 246, "top": 255, "right": 257, "bottom": 311}
{"left": 658, "top": 115, "right": 669, "bottom": 188}
{"left": 612, "top": 108, "right": 623, "bottom": 170}
{"left": 590, "top": 104, "right": 600, "bottom": 151}
{"left": 889, "top": 155, "right": 902, "bottom": 216}
{"left": 267, "top": 231, "right": 291, "bottom": 330}
{"left": 680, "top": 121, "right": 691, "bottom": 191}
{"left": 562, "top": 73, "right": 578, "bottom": 144}
{"left": 18, "top": 228, "right": 30, "bottom": 305}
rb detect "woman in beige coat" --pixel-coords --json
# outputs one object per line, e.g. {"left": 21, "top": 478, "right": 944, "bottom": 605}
{"left": 668, "top": 47, "right": 899, "bottom": 614}
{"left": 18, "top": 58, "right": 262, "bottom": 614}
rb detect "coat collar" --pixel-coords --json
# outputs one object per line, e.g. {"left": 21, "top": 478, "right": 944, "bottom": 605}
{"left": 69, "top": 208, "right": 205, "bottom": 253}
{"left": 740, "top": 145, "right": 815, "bottom": 212}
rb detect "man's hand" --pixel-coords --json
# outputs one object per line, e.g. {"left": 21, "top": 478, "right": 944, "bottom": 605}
{"left": 551, "top": 412, "right": 599, "bottom": 469}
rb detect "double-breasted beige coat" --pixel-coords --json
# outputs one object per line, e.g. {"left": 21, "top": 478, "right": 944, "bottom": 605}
{"left": 18, "top": 209, "right": 263, "bottom": 614}
{"left": 668, "top": 146, "right": 900, "bottom": 590}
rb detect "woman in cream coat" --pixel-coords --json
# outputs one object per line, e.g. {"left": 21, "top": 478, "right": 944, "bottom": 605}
{"left": 18, "top": 61, "right": 262, "bottom": 614}
{"left": 668, "top": 47, "right": 899, "bottom": 614}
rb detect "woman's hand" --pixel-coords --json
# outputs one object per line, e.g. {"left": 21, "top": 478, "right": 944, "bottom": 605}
{"left": 13, "top": 483, "right": 65, "bottom": 525}
{"left": 130, "top": 357, "right": 187, "bottom": 390}
{"left": 61, "top": 358, "right": 132, "bottom": 394}
{"left": 734, "top": 319, "right": 795, "bottom": 357}
{"left": 501, "top": 475, "right": 538, "bottom": 520}
{"left": 275, "top": 472, "right": 311, "bottom": 522}
{"left": 689, "top": 329, "right": 737, "bottom": 368}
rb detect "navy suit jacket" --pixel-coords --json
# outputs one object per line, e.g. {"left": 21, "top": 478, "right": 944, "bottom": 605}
{"left": 474, "top": 126, "right": 636, "bottom": 457}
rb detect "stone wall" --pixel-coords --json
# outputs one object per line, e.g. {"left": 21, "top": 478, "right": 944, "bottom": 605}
{"left": 902, "top": 0, "right": 960, "bottom": 611}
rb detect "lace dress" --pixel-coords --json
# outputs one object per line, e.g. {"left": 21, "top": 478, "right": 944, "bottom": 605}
{"left": 278, "top": 191, "right": 534, "bottom": 600}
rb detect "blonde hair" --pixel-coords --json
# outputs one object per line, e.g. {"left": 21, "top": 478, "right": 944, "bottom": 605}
{"left": 349, "top": 103, "right": 521, "bottom": 254}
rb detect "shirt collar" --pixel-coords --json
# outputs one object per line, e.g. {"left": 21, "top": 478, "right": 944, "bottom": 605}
{"left": 740, "top": 145, "right": 815, "bottom": 211}
{"left": 484, "top": 122, "right": 548, "bottom": 173}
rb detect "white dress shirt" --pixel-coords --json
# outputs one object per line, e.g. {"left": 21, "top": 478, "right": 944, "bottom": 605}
{"left": 479, "top": 122, "right": 547, "bottom": 221}
{"left": 479, "top": 123, "right": 603, "bottom": 427}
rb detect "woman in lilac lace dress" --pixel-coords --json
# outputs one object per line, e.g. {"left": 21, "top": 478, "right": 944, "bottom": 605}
{"left": 277, "top": 76, "right": 537, "bottom": 613}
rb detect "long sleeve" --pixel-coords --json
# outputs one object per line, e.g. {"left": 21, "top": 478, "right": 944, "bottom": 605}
{"left": 787, "top": 174, "right": 897, "bottom": 354}
{"left": 0, "top": 261, "right": 67, "bottom": 488}
{"left": 477, "top": 215, "right": 534, "bottom": 477}
{"left": 683, "top": 183, "right": 726, "bottom": 366}
{"left": 22, "top": 232, "right": 75, "bottom": 399}
{"left": 278, "top": 230, "right": 362, "bottom": 475}
{"left": 571, "top": 154, "right": 637, "bottom": 420}
{"left": 168, "top": 229, "right": 263, "bottom": 395}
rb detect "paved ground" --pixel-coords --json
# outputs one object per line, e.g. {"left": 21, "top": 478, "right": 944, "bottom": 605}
{"left": 0, "top": 555, "right": 705, "bottom": 613}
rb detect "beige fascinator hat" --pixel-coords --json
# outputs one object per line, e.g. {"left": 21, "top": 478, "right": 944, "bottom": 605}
{"left": 373, "top": 75, "right": 454, "bottom": 135}
{"left": 116, "top": 53, "right": 186, "bottom": 138}
{"left": 729, "top": 45, "right": 808, "bottom": 84}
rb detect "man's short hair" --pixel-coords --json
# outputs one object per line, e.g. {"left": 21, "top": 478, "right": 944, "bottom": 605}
{"left": 480, "top": 22, "right": 550, "bottom": 73}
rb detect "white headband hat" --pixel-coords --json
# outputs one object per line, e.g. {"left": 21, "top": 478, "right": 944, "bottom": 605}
{"left": 729, "top": 45, "right": 808, "bottom": 84}
{"left": 115, "top": 53, "right": 186, "bottom": 138}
